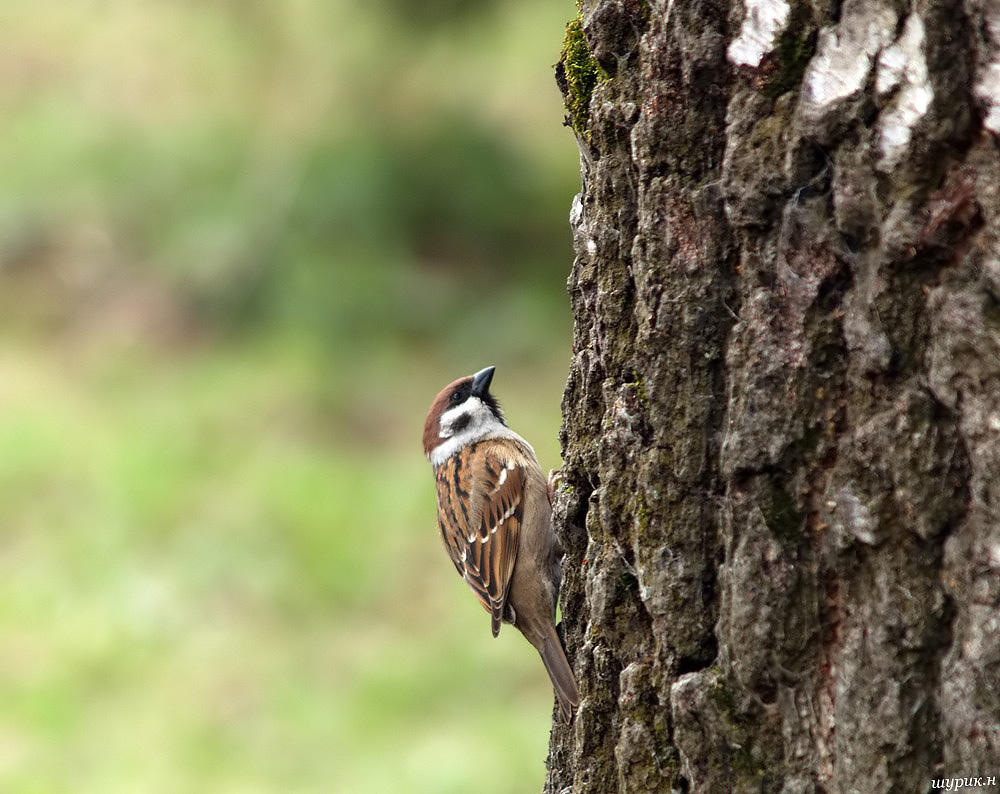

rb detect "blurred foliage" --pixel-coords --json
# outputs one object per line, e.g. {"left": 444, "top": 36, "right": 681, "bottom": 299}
{"left": 379, "top": 0, "right": 502, "bottom": 28}
{"left": 0, "top": 0, "right": 578, "bottom": 792}
{"left": 190, "top": 116, "right": 577, "bottom": 343}
{"left": 0, "top": 0, "right": 579, "bottom": 345}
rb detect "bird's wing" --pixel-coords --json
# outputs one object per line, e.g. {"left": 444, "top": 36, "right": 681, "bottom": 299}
{"left": 435, "top": 447, "right": 524, "bottom": 636}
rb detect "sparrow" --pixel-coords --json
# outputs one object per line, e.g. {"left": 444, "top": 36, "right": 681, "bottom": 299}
{"left": 423, "top": 365, "right": 580, "bottom": 722}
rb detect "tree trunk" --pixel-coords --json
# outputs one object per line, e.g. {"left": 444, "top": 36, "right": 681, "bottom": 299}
{"left": 548, "top": 1, "right": 1000, "bottom": 792}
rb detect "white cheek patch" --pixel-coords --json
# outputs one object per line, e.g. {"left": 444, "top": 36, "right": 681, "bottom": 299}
{"left": 430, "top": 399, "right": 521, "bottom": 467}
{"left": 439, "top": 402, "right": 475, "bottom": 439}
{"left": 439, "top": 397, "right": 497, "bottom": 442}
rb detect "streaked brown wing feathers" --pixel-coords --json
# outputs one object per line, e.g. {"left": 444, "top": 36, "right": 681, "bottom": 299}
{"left": 434, "top": 445, "right": 524, "bottom": 635}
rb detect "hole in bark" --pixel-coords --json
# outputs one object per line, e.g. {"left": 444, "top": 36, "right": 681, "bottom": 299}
{"left": 816, "top": 265, "right": 852, "bottom": 311}
{"left": 676, "top": 633, "right": 718, "bottom": 675}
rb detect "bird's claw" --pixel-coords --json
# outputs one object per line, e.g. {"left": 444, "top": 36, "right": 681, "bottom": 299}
{"left": 547, "top": 469, "right": 563, "bottom": 505}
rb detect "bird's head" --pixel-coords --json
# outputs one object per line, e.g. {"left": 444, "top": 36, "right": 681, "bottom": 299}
{"left": 423, "top": 365, "right": 506, "bottom": 462}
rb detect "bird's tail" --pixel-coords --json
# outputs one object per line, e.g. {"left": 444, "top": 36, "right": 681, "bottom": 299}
{"left": 539, "top": 625, "right": 580, "bottom": 723}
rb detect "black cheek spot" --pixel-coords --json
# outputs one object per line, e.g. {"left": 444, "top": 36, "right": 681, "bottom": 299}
{"left": 451, "top": 414, "right": 471, "bottom": 434}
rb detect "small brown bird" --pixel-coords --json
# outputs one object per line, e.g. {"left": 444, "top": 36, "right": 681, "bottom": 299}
{"left": 422, "top": 366, "right": 579, "bottom": 721}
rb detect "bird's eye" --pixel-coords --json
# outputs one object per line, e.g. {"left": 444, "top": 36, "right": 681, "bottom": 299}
{"left": 449, "top": 390, "right": 463, "bottom": 406}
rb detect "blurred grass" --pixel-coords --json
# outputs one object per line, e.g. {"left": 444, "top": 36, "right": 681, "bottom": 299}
{"left": 0, "top": 0, "right": 578, "bottom": 791}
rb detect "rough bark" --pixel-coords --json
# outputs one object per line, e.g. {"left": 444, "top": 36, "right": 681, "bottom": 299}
{"left": 548, "top": 0, "right": 1000, "bottom": 792}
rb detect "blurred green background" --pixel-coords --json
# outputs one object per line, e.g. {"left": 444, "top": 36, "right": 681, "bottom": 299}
{"left": 0, "top": 1, "right": 579, "bottom": 791}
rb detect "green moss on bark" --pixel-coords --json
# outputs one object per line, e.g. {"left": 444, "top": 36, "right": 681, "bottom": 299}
{"left": 763, "top": 24, "right": 816, "bottom": 98}
{"left": 556, "top": 16, "right": 607, "bottom": 139}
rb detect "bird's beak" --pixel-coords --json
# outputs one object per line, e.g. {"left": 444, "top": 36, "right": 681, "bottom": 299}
{"left": 470, "top": 365, "right": 495, "bottom": 397}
